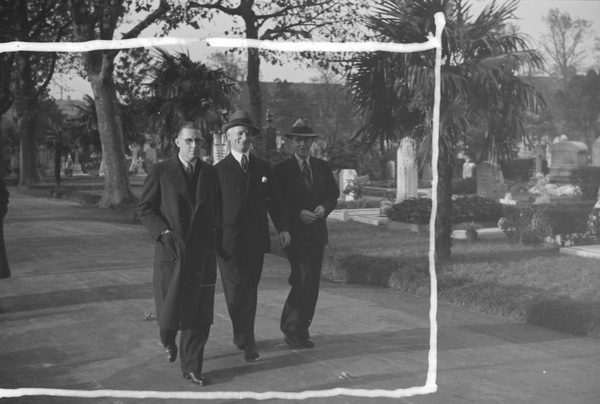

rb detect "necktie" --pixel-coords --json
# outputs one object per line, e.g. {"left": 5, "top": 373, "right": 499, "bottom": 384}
{"left": 185, "top": 163, "right": 193, "bottom": 181}
{"left": 302, "top": 160, "right": 312, "bottom": 191}
{"left": 241, "top": 154, "right": 249, "bottom": 173}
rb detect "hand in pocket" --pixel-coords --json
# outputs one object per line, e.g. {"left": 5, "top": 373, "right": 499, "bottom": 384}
{"left": 161, "top": 232, "right": 178, "bottom": 261}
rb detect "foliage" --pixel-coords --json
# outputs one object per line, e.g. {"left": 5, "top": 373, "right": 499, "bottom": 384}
{"left": 499, "top": 201, "right": 597, "bottom": 245}
{"left": 570, "top": 166, "right": 600, "bottom": 200}
{"left": 452, "top": 177, "right": 476, "bottom": 195}
{"left": 264, "top": 149, "right": 291, "bottom": 167}
{"left": 540, "top": 8, "right": 592, "bottom": 83}
{"left": 346, "top": 0, "right": 545, "bottom": 261}
{"left": 336, "top": 199, "right": 382, "bottom": 209}
{"left": 343, "top": 179, "right": 363, "bottom": 200}
{"left": 142, "top": 48, "right": 239, "bottom": 153}
{"left": 499, "top": 158, "right": 535, "bottom": 182}
{"left": 386, "top": 195, "right": 503, "bottom": 225}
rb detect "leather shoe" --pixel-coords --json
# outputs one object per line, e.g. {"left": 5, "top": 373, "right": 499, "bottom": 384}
{"left": 284, "top": 335, "right": 314, "bottom": 349}
{"left": 164, "top": 343, "right": 177, "bottom": 362}
{"left": 244, "top": 345, "right": 259, "bottom": 362}
{"left": 183, "top": 372, "right": 207, "bottom": 386}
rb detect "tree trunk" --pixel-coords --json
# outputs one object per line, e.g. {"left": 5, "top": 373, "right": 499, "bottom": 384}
{"left": 435, "top": 155, "right": 454, "bottom": 262}
{"left": 244, "top": 13, "right": 263, "bottom": 157}
{"left": 89, "top": 73, "right": 136, "bottom": 208}
{"left": 15, "top": 52, "right": 41, "bottom": 188}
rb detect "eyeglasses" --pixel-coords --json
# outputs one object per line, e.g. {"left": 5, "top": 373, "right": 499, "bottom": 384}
{"left": 179, "top": 137, "right": 203, "bottom": 145}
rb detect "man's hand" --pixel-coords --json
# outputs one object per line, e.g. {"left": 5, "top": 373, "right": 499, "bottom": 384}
{"left": 161, "top": 231, "right": 178, "bottom": 260}
{"left": 279, "top": 231, "right": 291, "bottom": 248}
{"left": 313, "top": 205, "right": 325, "bottom": 219}
{"left": 299, "top": 209, "right": 318, "bottom": 224}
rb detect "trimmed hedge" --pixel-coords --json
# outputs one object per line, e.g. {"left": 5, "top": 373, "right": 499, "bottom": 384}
{"left": 499, "top": 201, "right": 597, "bottom": 244}
{"left": 386, "top": 195, "right": 503, "bottom": 224}
{"left": 570, "top": 166, "right": 600, "bottom": 200}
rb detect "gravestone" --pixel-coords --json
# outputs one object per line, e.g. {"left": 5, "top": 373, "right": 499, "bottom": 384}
{"left": 212, "top": 133, "right": 228, "bottom": 165}
{"left": 592, "top": 137, "right": 600, "bottom": 167}
{"left": 528, "top": 143, "right": 547, "bottom": 185}
{"left": 396, "top": 138, "right": 418, "bottom": 202}
{"left": 548, "top": 140, "right": 588, "bottom": 184}
{"left": 72, "top": 148, "right": 84, "bottom": 175}
{"left": 386, "top": 160, "right": 395, "bottom": 182}
{"left": 129, "top": 145, "right": 140, "bottom": 173}
{"left": 476, "top": 162, "right": 507, "bottom": 199}
{"left": 339, "top": 169, "right": 357, "bottom": 201}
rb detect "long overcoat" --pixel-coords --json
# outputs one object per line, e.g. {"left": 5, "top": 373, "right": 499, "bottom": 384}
{"left": 0, "top": 175, "right": 9, "bottom": 279}
{"left": 138, "top": 156, "right": 222, "bottom": 330}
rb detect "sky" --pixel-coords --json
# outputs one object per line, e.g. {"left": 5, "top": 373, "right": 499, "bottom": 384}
{"left": 49, "top": 0, "right": 600, "bottom": 100}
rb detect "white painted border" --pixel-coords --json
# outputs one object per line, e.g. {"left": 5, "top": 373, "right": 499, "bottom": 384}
{"left": 0, "top": 12, "right": 445, "bottom": 400}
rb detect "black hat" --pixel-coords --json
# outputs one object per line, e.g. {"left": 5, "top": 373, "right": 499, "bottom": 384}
{"left": 284, "top": 118, "right": 319, "bottom": 139}
{"left": 222, "top": 110, "right": 260, "bottom": 135}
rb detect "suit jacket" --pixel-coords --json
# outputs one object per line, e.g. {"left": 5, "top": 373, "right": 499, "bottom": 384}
{"left": 215, "top": 153, "right": 289, "bottom": 256}
{"left": 138, "top": 155, "right": 222, "bottom": 329}
{"left": 274, "top": 156, "right": 339, "bottom": 246}
{"left": 0, "top": 175, "right": 9, "bottom": 280}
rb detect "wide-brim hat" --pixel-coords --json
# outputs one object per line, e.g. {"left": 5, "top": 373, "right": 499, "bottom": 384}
{"left": 222, "top": 110, "right": 260, "bottom": 135}
{"left": 284, "top": 118, "right": 319, "bottom": 139}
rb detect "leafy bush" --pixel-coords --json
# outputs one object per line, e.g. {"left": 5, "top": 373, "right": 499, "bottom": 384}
{"left": 499, "top": 201, "right": 597, "bottom": 244}
{"left": 386, "top": 195, "right": 503, "bottom": 224}
{"left": 499, "top": 158, "right": 534, "bottom": 181}
{"left": 336, "top": 199, "right": 381, "bottom": 209}
{"left": 570, "top": 167, "right": 600, "bottom": 200}
{"left": 452, "top": 177, "right": 476, "bottom": 194}
{"left": 343, "top": 179, "right": 363, "bottom": 200}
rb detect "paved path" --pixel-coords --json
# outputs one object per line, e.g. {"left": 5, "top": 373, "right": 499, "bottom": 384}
{"left": 1, "top": 189, "right": 599, "bottom": 403}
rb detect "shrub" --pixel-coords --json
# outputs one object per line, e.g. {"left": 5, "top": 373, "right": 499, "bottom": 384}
{"left": 570, "top": 166, "right": 600, "bottom": 200}
{"left": 499, "top": 158, "right": 534, "bottom": 182}
{"left": 499, "top": 201, "right": 596, "bottom": 244}
{"left": 386, "top": 195, "right": 503, "bottom": 224}
{"left": 336, "top": 199, "right": 381, "bottom": 209}
{"left": 343, "top": 179, "right": 363, "bottom": 200}
{"left": 452, "top": 177, "right": 476, "bottom": 194}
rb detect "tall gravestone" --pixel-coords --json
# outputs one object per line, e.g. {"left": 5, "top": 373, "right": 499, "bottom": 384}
{"left": 528, "top": 143, "right": 547, "bottom": 185}
{"left": 477, "top": 162, "right": 507, "bottom": 199}
{"left": 386, "top": 160, "right": 395, "bottom": 182}
{"left": 592, "top": 137, "right": 600, "bottom": 167}
{"left": 396, "top": 138, "right": 418, "bottom": 202}
{"left": 212, "top": 133, "right": 228, "bottom": 165}
{"left": 339, "top": 169, "right": 357, "bottom": 201}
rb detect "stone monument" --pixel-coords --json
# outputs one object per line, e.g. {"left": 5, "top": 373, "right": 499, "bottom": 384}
{"left": 592, "top": 137, "right": 600, "bottom": 167}
{"left": 396, "top": 137, "right": 418, "bottom": 202}
{"left": 386, "top": 160, "right": 395, "bottom": 182}
{"left": 476, "top": 161, "right": 507, "bottom": 199}
{"left": 548, "top": 139, "right": 588, "bottom": 184}
{"left": 339, "top": 169, "right": 357, "bottom": 201}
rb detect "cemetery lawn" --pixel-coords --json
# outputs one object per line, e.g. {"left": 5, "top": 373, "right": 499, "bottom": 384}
{"left": 320, "top": 221, "right": 600, "bottom": 338}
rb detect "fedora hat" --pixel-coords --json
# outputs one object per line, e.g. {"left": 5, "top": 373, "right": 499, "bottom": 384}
{"left": 284, "top": 118, "right": 319, "bottom": 139}
{"left": 222, "top": 110, "right": 260, "bottom": 135}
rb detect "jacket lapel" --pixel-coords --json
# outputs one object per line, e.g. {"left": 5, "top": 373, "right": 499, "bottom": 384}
{"left": 165, "top": 155, "right": 194, "bottom": 203}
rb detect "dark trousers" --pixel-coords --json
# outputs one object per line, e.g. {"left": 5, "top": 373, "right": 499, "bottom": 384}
{"left": 281, "top": 235, "right": 324, "bottom": 339}
{"left": 217, "top": 251, "right": 264, "bottom": 348}
{"left": 160, "top": 325, "right": 210, "bottom": 374}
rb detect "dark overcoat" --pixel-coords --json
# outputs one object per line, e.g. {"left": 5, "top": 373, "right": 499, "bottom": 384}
{"left": 215, "top": 153, "right": 288, "bottom": 256}
{"left": 0, "top": 175, "right": 9, "bottom": 279}
{"left": 138, "top": 156, "right": 221, "bottom": 330}
{"left": 273, "top": 157, "right": 339, "bottom": 246}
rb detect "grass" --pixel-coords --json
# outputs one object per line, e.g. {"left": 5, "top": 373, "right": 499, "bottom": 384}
{"left": 321, "top": 221, "right": 600, "bottom": 338}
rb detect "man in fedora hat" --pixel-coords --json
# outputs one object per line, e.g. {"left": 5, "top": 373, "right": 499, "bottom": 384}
{"left": 273, "top": 118, "right": 339, "bottom": 348}
{"left": 215, "top": 110, "right": 291, "bottom": 362}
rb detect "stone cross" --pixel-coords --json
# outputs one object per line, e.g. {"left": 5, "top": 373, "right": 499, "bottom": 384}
{"left": 396, "top": 137, "right": 418, "bottom": 202}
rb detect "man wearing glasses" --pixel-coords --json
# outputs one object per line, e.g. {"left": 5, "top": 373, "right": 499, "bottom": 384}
{"left": 215, "top": 111, "right": 290, "bottom": 362}
{"left": 274, "top": 119, "right": 339, "bottom": 349}
{"left": 138, "top": 122, "right": 222, "bottom": 386}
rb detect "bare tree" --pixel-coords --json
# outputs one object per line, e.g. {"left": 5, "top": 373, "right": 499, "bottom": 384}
{"left": 186, "top": 0, "right": 368, "bottom": 152}
{"left": 541, "top": 8, "right": 592, "bottom": 84}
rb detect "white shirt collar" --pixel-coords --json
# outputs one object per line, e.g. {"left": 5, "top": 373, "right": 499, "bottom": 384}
{"left": 178, "top": 155, "right": 197, "bottom": 169}
{"left": 295, "top": 154, "right": 310, "bottom": 169}
{"left": 230, "top": 149, "right": 250, "bottom": 164}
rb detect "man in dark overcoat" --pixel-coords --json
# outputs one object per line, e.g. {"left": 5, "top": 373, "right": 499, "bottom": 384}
{"left": 0, "top": 175, "right": 10, "bottom": 282}
{"left": 215, "top": 111, "right": 290, "bottom": 362}
{"left": 138, "top": 122, "right": 221, "bottom": 386}
{"left": 274, "top": 118, "right": 339, "bottom": 349}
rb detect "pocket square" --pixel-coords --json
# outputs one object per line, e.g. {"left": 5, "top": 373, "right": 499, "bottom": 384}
{"left": 262, "top": 176, "right": 268, "bottom": 183}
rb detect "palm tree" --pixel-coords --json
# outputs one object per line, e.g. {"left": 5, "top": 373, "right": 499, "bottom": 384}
{"left": 347, "top": 0, "right": 545, "bottom": 261}
{"left": 143, "top": 48, "right": 239, "bottom": 155}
